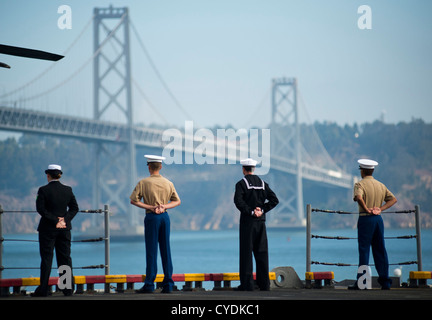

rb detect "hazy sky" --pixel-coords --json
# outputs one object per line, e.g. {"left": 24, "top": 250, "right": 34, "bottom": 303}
{"left": 1, "top": 0, "right": 431, "bottom": 130}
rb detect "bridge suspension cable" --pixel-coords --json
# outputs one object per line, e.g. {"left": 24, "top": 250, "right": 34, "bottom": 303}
{"left": 239, "top": 85, "right": 272, "bottom": 129}
{"left": 0, "top": 15, "right": 95, "bottom": 100}
{"left": 1, "top": 13, "right": 196, "bottom": 127}
{"left": 297, "top": 89, "right": 345, "bottom": 172}
{"left": 1, "top": 13, "right": 127, "bottom": 107}
{"left": 130, "top": 19, "right": 195, "bottom": 123}
{"left": 132, "top": 78, "right": 170, "bottom": 125}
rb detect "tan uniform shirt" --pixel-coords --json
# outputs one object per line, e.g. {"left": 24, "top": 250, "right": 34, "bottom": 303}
{"left": 130, "top": 174, "right": 180, "bottom": 213}
{"left": 353, "top": 176, "right": 395, "bottom": 213}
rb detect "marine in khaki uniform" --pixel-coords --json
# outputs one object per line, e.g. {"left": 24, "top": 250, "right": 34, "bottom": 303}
{"left": 130, "top": 155, "right": 181, "bottom": 293}
{"left": 351, "top": 159, "right": 397, "bottom": 290}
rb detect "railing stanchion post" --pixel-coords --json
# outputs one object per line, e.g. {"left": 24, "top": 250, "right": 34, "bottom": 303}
{"left": 306, "top": 204, "right": 311, "bottom": 273}
{"left": 415, "top": 205, "right": 422, "bottom": 271}
{"left": 104, "top": 204, "right": 110, "bottom": 293}
{"left": 0, "top": 204, "right": 3, "bottom": 280}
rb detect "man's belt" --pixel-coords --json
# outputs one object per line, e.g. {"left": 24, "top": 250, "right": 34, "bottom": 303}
{"left": 359, "top": 212, "right": 375, "bottom": 216}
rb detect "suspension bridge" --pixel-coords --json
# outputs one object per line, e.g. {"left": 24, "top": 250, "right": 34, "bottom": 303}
{"left": 0, "top": 6, "right": 353, "bottom": 234}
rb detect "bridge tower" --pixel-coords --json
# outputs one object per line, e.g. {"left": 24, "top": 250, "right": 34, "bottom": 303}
{"left": 92, "top": 6, "right": 138, "bottom": 231}
{"left": 269, "top": 77, "right": 305, "bottom": 226}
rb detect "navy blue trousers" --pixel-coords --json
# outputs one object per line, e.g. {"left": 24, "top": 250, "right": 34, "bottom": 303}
{"left": 357, "top": 215, "right": 391, "bottom": 288}
{"left": 239, "top": 219, "right": 270, "bottom": 290}
{"left": 36, "top": 230, "right": 73, "bottom": 295}
{"left": 143, "top": 212, "right": 174, "bottom": 291}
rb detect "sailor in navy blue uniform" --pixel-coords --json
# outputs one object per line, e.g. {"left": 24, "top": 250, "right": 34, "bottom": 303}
{"left": 234, "top": 158, "right": 279, "bottom": 291}
{"left": 33, "top": 164, "right": 79, "bottom": 297}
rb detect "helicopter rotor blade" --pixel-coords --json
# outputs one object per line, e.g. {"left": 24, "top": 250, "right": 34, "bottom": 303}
{"left": 0, "top": 62, "right": 11, "bottom": 69}
{"left": 0, "top": 44, "right": 64, "bottom": 62}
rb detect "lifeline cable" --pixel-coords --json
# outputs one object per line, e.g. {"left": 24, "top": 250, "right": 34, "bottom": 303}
{"left": 312, "top": 260, "right": 417, "bottom": 267}
{"left": 1, "top": 237, "right": 104, "bottom": 243}
{"left": 311, "top": 234, "right": 417, "bottom": 240}
{"left": 312, "top": 208, "right": 415, "bottom": 214}
{"left": 1, "top": 264, "right": 105, "bottom": 271}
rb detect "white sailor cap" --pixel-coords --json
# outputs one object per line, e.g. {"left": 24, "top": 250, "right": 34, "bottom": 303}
{"left": 358, "top": 159, "right": 378, "bottom": 169}
{"left": 240, "top": 158, "right": 258, "bottom": 167}
{"left": 45, "top": 164, "right": 62, "bottom": 173}
{"left": 144, "top": 155, "right": 165, "bottom": 163}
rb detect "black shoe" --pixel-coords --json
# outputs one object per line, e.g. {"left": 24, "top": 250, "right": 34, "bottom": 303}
{"left": 135, "top": 286, "right": 154, "bottom": 294}
{"left": 234, "top": 285, "right": 253, "bottom": 291}
{"left": 63, "top": 289, "right": 73, "bottom": 296}
{"left": 31, "top": 290, "right": 50, "bottom": 297}
{"left": 161, "top": 288, "right": 172, "bottom": 294}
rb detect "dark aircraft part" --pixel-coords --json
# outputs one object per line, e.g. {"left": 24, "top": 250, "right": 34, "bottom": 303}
{"left": 0, "top": 44, "right": 64, "bottom": 62}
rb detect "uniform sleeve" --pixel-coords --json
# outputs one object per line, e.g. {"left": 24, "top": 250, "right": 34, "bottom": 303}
{"left": 384, "top": 187, "right": 396, "bottom": 202}
{"left": 263, "top": 183, "right": 279, "bottom": 213}
{"left": 234, "top": 181, "right": 251, "bottom": 215}
{"left": 170, "top": 183, "right": 180, "bottom": 202}
{"left": 353, "top": 182, "right": 364, "bottom": 201}
{"left": 129, "top": 183, "right": 142, "bottom": 202}
{"left": 36, "top": 187, "right": 58, "bottom": 224}
{"left": 64, "top": 189, "right": 79, "bottom": 224}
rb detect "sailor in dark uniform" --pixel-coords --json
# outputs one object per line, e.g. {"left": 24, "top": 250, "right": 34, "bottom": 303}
{"left": 32, "top": 164, "right": 79, "bottom": 297}
{"left": 234, "top": 158, "right": 279, "bottom": 291}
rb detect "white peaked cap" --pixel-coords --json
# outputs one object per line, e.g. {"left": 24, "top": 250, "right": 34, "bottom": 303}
{"left": 145, "top": 155, "right": 166, "bottom": 163}
{"left": 240, "top": 158, "right": 258, "bottom": 167}
{"left": 358, "top": 159, "right": 378, "bottom": 169}
{"left": 47, "top": 164, "right": 62, "bottom": 171}
{"left": 45, "top": 164, "right": 62, "bottom": 174}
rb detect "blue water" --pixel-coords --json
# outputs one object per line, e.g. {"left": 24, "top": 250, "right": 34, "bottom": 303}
{"left": 1, "top": 228, "right": 431, "bottom": 290}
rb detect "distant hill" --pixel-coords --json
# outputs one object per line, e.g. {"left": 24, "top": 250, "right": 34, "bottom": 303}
{"left": 0, "top": 119, "right": 431, "bottom": 233}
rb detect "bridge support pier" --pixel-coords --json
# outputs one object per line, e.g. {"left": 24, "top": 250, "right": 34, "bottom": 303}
{"left": 269, "top": 77, "right": 304, "bottom": 226}
{"left": 92, "top": 6, "right": 138, "bottom": 230}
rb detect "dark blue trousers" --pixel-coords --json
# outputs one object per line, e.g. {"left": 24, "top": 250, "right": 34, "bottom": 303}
{"left": 143, "top": 212, "right": 174, "bottom": 291}
{"left": 239, "top": 219, "right": 270, "bottom": 290}
{"left": 357, "top": 215, "right": 392, "bottom": 288}
{"left": 36, "top": 230, "right": 73, "bottom": 296}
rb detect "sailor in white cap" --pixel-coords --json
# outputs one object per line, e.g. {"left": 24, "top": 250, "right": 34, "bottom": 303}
{"left": 130, "top": 155, "right": 180, "bottom": 293}
{"left": 233, "top": 158, "right": 279, "bottom": 291}
{"left": 44, "top": 164, "right": 63, "bottom": 175}
{"left": 240, "top": 158, "right": 258, "bottom": 167}
{"left": 350, "top": 158, "right": 397, "bottom": 290}
{"left": 33, "top": 164, "right": 79, "bottom": 297}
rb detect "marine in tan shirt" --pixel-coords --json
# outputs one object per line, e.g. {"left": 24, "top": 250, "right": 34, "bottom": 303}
{"left": 350, "top": 159, "right": 397, "bottom": 290}
{"left": 353, "top": 176, "right": 396, "bottom": 215}
{"left": 130, "top": 174, "right": 180, "bottom": 213}
{"left": 129, "top": 155, "right": 180, "bottom": 294}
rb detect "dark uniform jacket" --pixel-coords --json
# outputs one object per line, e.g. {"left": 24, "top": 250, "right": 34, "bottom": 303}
{"left": 36, "top": 180, "right": 79, "bottom": 231}
{"left": 234, "top": 175, "right": 279, "bottom": 222}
